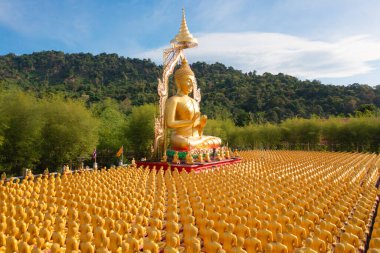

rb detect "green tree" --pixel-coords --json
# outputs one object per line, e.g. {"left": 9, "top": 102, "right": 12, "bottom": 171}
{"left": 242, "top": 124, "right": 261, "bottom": 149}
{"left": 0, "top": 90, "right": 43, "bottom": 175}
{"left": 1, "top": 51, "right": 379, "bottom": 124}
{"left": 368, "top": 117, "right": 380, "bottom": 153}
{"left": 298, "top": 119, "right": 321, "bottom": 150}
{"left": 354, "top": 103, "right": 379, "bottom": 116}
{"left": 228, "top": 127, "right": 246, "bottom": 149}
{"left": 0, "top": 125, "right": 4, "bottom": 147}
{"left": 204, "top": 118, "right": 235, "bottom": 144}
{"left": 91, "top": 98, "right": 128, "bottom": 165}
{"left": 340, "top": 117, "right": 373, "bottom": 152}
{"left": 258, "top": 123, "right": 283, "bottom": 149}
{"left": 320, "top": 117, "right": 342, "bottom": 151}
{"left": 125, "top": 104, "right": 155, "bottom": 158}
{"left": 39, "top": 96, "right": 99, "bottom": 171}
{"left": 281, "top": 118, "right": 321, "bottom": 150}
{"left": 92, "top": 99, "right": 127, "bottom": 150}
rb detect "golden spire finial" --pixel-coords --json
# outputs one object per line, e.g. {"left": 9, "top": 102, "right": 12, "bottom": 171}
{"left": 171, "top": 8, "right": 198, "bottom": 48}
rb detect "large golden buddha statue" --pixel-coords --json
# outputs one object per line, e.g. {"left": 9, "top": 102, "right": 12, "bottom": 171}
{"left": 153, "top": 9, "right": 222, "bottom": 157}
{"left": 165, "top": 58, "right": 221, "bottom": 151}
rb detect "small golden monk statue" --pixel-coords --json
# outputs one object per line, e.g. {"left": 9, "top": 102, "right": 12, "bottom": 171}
{"left": 216, "top": 150, "right": 223, "bottom": 161}
{"left": 225, "top": 148, "right": 231, "bottom": 159}
{"left": 172, "top": 151, "right": 180, "bottom": 164}
{"left": 196, "top": 152, "right": 204, "bottom": 163}
{"left": 185, "top": 152, "right": 194, "bottom": 165}
{"left": 161, "top": 154, "right": 168, "bottom": 162}
{"left": 164, "top": 234, "right": 180, "bottom": 253}
{"left": 131, "top": 158, "right": 136, "bottom": 167}
{"left": 204, "top": 152, "right": 212, "bottom": 162}
{"left": 165, "top": 58, "right": 221, "bottom": 151}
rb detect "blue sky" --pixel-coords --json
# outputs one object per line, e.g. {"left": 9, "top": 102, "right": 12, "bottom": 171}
{"left": 1, "top": 0, "right": 380, "bottom": 86}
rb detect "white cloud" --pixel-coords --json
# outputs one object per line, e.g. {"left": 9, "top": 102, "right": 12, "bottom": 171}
{"left": 138, "top": 32, "right": 380, "bottom": 79}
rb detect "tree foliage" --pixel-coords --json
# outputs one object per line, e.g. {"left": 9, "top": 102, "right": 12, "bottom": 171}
{"left": 92, "top": 99, "right": 127, "bottom": 150}
{"left": 91, "top": 98, "right": 128, "bottom": 166}
{"left": 0, "top": 90, "right": 43, "bottom": 175}
{"left": 0, "top": 52, "right": 379, "bottom": 176}
{"left": 1, "top": 51, "right": 379, "bottom": 124}
{"left": 204, "top": 115, "right": 380, "bottom": 153}
{"left": 0, "top": 88, "right": 379, "bottom": 176}
{"left": 125, "top": 104, "right": 156, "bottom": 158}
{"left": 0, "top": 90, "right": 99, "bottom": 175}
{"left": 39, "top": 96, "right": 99, "bottom": 171}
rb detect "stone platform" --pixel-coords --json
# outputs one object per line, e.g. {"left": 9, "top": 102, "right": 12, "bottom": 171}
{"left": 136, "top": 158, "right": 242, "bottom": 173}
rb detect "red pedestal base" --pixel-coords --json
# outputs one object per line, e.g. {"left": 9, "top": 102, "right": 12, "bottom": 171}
{"left": 136, "top": 158, "right": 242, "bottom": 173}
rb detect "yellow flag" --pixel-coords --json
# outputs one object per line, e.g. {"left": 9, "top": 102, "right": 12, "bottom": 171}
{"left": 116, "top": 146, "right": 123, "bottom": 157}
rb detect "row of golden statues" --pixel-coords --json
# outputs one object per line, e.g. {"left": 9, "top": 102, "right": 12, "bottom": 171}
{"left": 162, "top": 148, "right": 239, "bottom": 164}
{"left": 0, "top": 150, "right": 379, "bottom": 252}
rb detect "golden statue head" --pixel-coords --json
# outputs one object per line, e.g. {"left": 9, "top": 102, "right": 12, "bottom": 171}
{"left": 174, "top": 58, "right": 194, "bottom": 94}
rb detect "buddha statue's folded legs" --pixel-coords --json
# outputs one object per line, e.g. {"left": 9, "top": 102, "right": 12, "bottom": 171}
{"left": 170, "top": 134, "right": 222, "bottom": 151}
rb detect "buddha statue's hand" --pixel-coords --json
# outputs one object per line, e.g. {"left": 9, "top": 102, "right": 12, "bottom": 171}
{"left": 200, "top": 115, "right": 207, "bottom": 127}
{"left": 197, "top": 115, "right": 207, "bottom": 136}
{"left": 192, "top": 112, "right": 200, "bottom": 124}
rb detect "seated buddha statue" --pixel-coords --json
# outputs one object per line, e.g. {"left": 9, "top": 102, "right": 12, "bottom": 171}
{"left": 165, "top": 58, "right": 222, "bottom": 150}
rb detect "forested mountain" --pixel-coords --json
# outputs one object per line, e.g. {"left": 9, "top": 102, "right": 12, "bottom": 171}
{"left": 1, "top": 51, "right": 379, "bottom": 125}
